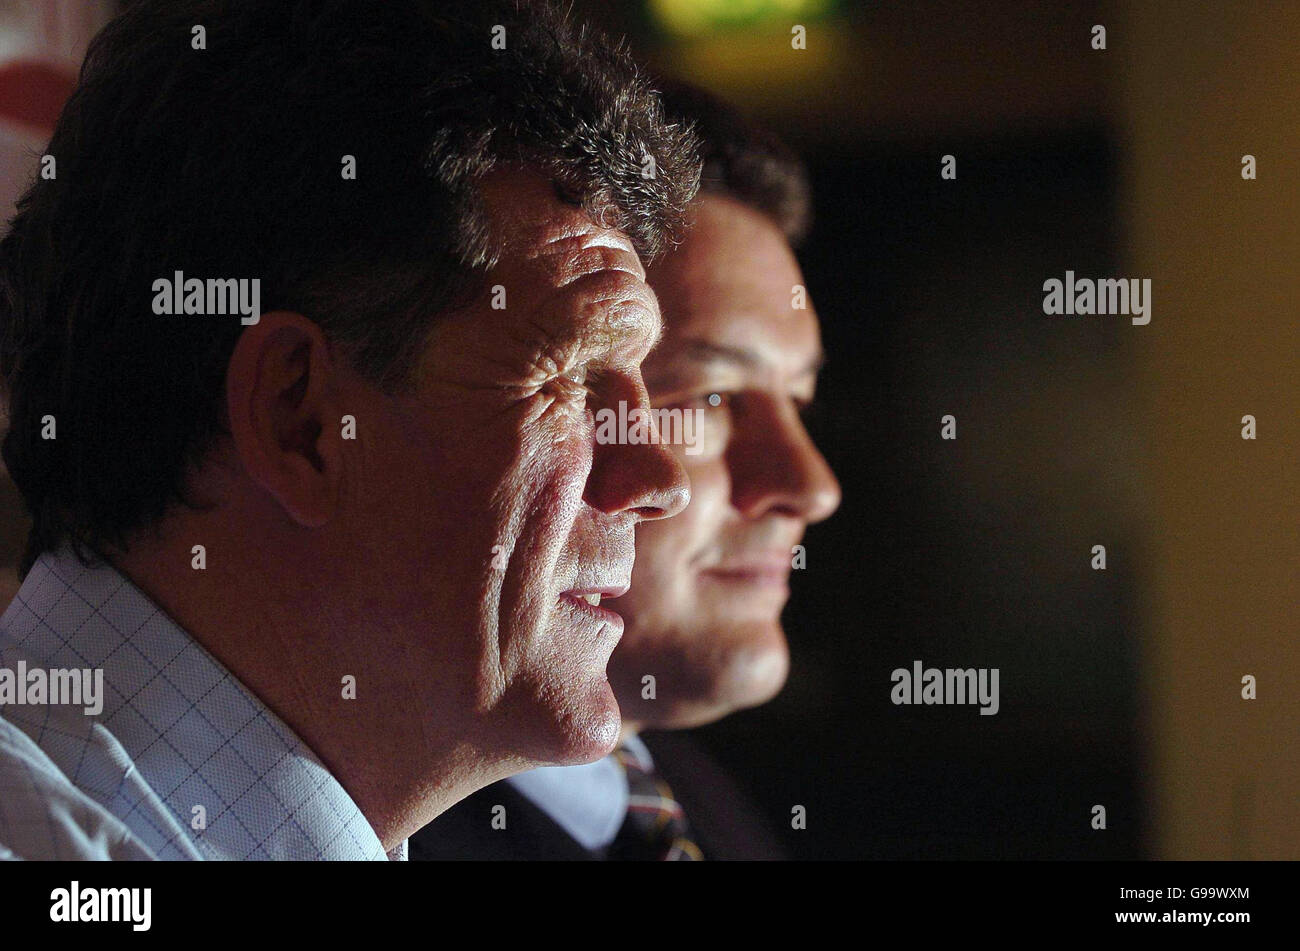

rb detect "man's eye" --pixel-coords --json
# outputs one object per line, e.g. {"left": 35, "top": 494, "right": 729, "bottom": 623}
{"left": 561, "top": 364, "right": 588, "bottom": 388}
{"left": 678, "top": 391, "right": 730, "bottom": 411}
{"left": 559, "top": 364, "right": 604, "bottom": 402}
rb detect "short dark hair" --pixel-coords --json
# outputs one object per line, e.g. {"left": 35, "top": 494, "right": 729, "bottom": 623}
{"left": 655, "top": 79, "right": 811, "bottom": 246}
{"left": 0, "top": 0, "right": 700, "bottom": 573}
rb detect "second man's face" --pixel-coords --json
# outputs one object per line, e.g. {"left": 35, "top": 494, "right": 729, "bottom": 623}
{"left": 608, "top": 194, "right": 842, "bottom": 730}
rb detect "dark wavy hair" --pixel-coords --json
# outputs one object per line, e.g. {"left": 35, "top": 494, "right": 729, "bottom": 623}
{"left": 0, "top": 0, "right": 700, "bottom": 574}
{"left": 655, "top": 78, "right": 811, "bottom": 247}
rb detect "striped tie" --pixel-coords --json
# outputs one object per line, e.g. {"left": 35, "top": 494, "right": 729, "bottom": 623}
{"left": 608, "top": 742, "right": 704, "bottom": 861}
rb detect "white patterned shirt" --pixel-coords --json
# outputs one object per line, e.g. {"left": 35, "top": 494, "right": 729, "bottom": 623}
{"left": 0, "top": 547, "right": 404, "bottom": 861}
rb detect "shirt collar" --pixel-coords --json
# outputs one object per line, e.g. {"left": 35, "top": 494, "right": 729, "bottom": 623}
{"left": 2, "top": 548, "right": 394, "bottom": 860}
{"left": 505, "top": 732, "right": 655, "bottom": 852}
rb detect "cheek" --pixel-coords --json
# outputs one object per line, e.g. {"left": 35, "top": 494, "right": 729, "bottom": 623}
{"left": 676, "top": 456, "right": 732, "bottom": 536}
{"left": 495, "top": 421, "right": 593, "bottom": 624}
{"left": 623, "top": 458, "right": 730, "bottom": 610}
{"left": 474, "top": 403, "right": 593, "bottom": 552}
{"left": 377, "top": 399, "right": 591, "bottom": 622}
{"left": 520, "top": 446, "right": 590, "bottom": 582}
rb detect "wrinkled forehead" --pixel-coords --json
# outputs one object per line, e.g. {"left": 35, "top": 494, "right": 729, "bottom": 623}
{"left": 475, "top": 167, "right": 644, "bottom": 281}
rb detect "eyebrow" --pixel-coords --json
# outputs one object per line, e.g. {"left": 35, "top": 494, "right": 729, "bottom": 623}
{"left": 653, "top": 339, "right": 826, "bottom": 376}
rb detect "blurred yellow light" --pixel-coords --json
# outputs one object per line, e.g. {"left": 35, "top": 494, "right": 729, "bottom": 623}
{"left": 649, "top": 0, "right": 833, "bottom": 37}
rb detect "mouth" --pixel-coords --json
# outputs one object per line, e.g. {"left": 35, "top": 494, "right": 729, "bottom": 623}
{"left": 558, "top": 585, "right": 629, "bottom": 634}
{"left": 699, "top": 555, "right": 793, "bottom": 590}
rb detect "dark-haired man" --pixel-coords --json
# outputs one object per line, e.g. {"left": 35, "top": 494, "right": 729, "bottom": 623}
{"left": 411, "top": 83, "right": 841, "bottom": 861}
{"left": 0, "top": 0, "right": 697, "bottom": 860}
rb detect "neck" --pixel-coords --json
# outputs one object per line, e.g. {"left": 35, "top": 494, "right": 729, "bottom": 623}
{"left": 112, "top": 514, "right": 520, "bottom": 850}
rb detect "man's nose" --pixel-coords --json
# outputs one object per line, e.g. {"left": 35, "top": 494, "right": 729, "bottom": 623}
{"left": 584, "top": 384, "right": 690, "bottom": 522}
{"left": 727, "top": 397, "right": 841, "bottom": 524}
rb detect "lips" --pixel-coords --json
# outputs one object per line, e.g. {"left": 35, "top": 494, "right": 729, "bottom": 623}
{"left": 699, "top": 552, "right": 793, "bottom": 586}
{"left": 560, "top": 583, "right": 630, "bottom": 603}
{"left": 558, "top": 587, "right": 628, "bottom": 634}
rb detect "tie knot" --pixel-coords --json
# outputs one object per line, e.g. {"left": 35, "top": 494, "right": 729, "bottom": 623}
{"left": 612, "top": 741, "right": 652, "bottom": 775}
{"left": 608, "top": 741, "right": 704, "bottom": 861}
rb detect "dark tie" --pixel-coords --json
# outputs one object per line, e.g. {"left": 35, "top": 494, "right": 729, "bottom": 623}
{"left": 607, "top": 742, "right": 704, "bottom": 861}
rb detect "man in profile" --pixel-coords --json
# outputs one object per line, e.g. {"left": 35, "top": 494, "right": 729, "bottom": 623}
{"left": 411, "top": 82, "right": 841, "bottom": 861}
{"left": 0, "top": 0, "right": 697, "bottom": 860}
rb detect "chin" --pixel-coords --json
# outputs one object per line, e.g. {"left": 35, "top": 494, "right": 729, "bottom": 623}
{"left": 544, "top": 677, "right": 623, "bottom": 766}
{"left": 498, "top": 669, "right": 622, "bottom": 767}
{"left": 688, "top": 649, "right": 790, "bottom": 725}
{"left": 723, "top": 647, "right": 790, "bottom": 710}
{"left": 614, "top": 625, "right": 791, "bottom": 730}
{"left": 708, "top": 620, "right": 791, "bottom": 707}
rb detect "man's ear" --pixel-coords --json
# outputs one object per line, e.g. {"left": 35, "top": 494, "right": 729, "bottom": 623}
{"left": 225, "top": 310, "right": 343, "bottom": 528}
